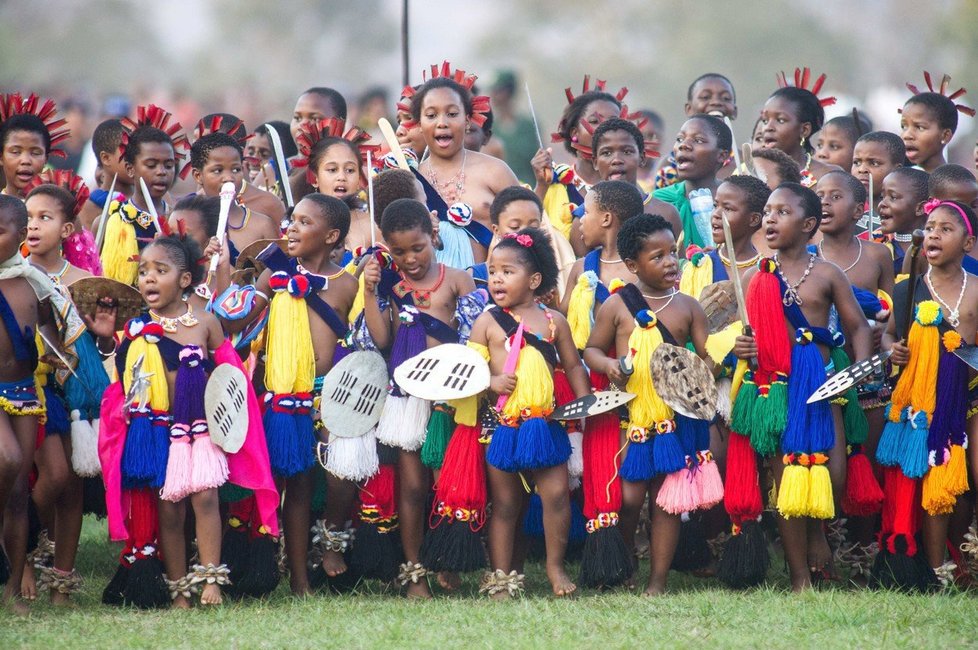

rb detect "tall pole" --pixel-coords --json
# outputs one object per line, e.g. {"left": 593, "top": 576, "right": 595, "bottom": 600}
{"left": 401, "top": 0, "right": 410, "bottom": 87}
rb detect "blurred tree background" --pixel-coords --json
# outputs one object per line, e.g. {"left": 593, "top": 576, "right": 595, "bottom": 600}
{"left": 1, "top": 0, "right": 975, "bottom": 166}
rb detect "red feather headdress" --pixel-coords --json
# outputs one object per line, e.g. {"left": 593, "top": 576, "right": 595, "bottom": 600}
{"left": 292, "top": 118, "right": 380, "bottom": 186}
{"left": 775, "top": 67, "right": 837, "bottom": 108}
{"left": 118, "top": 104, "right": 191, "bottom": 176}
{"left": 27, "top": 169, "right": 90, "bottom": 218}
{"left": 193, "top": 114, "right": 249, "bottom": 145}
{"left": 905, "top": 71, "right": 975, "bottom": 117}
{"left": 0, "top": 93, "right": 70, "bottom": 158}
{"left": 397, "top": 61, "right": 491, "bottom": 130}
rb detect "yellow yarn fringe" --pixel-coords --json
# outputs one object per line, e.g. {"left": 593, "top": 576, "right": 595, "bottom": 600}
{"left": 807, "top": 464, "right": 835, "bottom": 519}
{"left": 467, "top": 341, "right": 491, "bottom": 362}
{"left": 888, "top": 300, "right": 940, "bottom": 424}
{"left": 777, "top": 464, "right": 810, "bottom": 519}
{"left": 123, "top": 337, "right": 169, "bottom": 411}
{"left": 706, "top": 320, "right": 740, "bottom": 365}
{"left": 346, "top": 260, "right": 366, "bottom": 325}
{"left": 100, "top": 206, "right": 139, "bottom": 286}
{"left": 542, "top": 184, "right": 573, "bottom": 240}
{"left": 730, "top": 358, "right": 748, "bottom": 405}
{"left": 922, "top": 445, "right": 969, "bottom": 515}
{"left": 264, "top": 291, "right": 315, "bottom": 394}
{"left": 678, "top": 255, "right": 714, "bottom": 300}
{"left": 502, "top": 344, "right": 553, "bottom": 422}
{"left": 624, "top": 318, "right": 673, "bottom": 428}
{"left": 449, "top": 395, "right": 478, "bottom": 427}
{"left": 567, "top": 273, "right": 596, "bottom": 350}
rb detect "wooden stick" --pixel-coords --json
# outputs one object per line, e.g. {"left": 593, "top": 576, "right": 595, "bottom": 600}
{"left": 724, "top": 116, "right": 741, "bottom": 169}
{"left": 366, "top": 150, "right": 377, "bottom": 247}
{"left": 525, "top": 82, "right": 545, "bottom": 151}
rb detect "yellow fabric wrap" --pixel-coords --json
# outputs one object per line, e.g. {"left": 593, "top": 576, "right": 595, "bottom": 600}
{"left": 502, "top": 344, "right": 553, "bottom": 422}
{"left": 100, "top": 201, "right": 140, "bottom": 286}
{"left": 123, "top": 337, "right": 169, "bottom": 411}
{"left": 624, "top": 318, "right": 673, "bottom": 428}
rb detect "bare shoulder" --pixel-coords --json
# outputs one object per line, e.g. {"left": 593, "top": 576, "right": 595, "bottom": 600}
{"left": 864, "top": 240, "right": 892, "bottom": 263}
{"left": 251, "top": 210, "right": 281, "bottom": 239}
{"left": 444, "top": 265, "right": 475, "bottom": 289}
{"left": 245, "top": 186, "right": 286, "bottom": 220}
{"left": 471, "top": 151, "right": 519, "bottom": 189}
{"left": 674, "top": 290, "right": 706, "bottom": 316}
{"left": 647, "top": 197, "right": 680, "bottom": 219}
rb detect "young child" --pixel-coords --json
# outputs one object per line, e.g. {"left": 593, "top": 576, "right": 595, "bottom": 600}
{"left": 901, "top": 73, "right": 974, "bottom": 173}
{"left": 189, "top": 131, "right": 279, "bottom": 260}
{"left": 222, "top": 194, "right": 358, "bottom": 595}
{"left": 731, "top": 182, "right": 872, "bottom": 591}
{"left": 561, "top": 180, "right": 645, "bottom": 349}
{"left": 585, "top": 214, "right": 719, "bottom": 596}
{"left": 292, "top": 119, "right": 379, "bottom": 254}
{"left": 813, "top": 171, "right": 895, "bottom": 575}
{"left": 653, "top": 114, "right": 733, "bottom": 253}
{"left": 751, "top": 146, "right": 803, "bottom": 192}
{"left": 244, "top": 121, "right": 296, "bottom": 199}
{"left": 405, "top": 63, "right": 520, "bottom": 268}
{"left": 530, "top": 76, "right": 627, "bottom": 248}
{"left": 360, "top": 198, "right": 486, "bottom": 598}
{"left": 758, "top": 70, "right": 841, "bottom": 186}
{"left": 23, "top": 175, "right": 113, "bottom": 604}
{"left": 290, "top": 87, "right": 347, "bottom": 146}
{"left": 471, "top": 185, "right": 574, "bottom": 303}
{"left": 166, "top": 195, "right": 232, "bottom": 310}
{"left": 877, "top": 167, "right": 929, "bottom": 276}
{"left": 876, "top": 199, "right": 978, "bottom": 589}
{"left": 0, "top": 195, "right": 56, "bottom": 614}
{"left": 930, "top": 164, "right": 978, "bottom": 271}
{"left": 680, "top": 174, "right": 769, "bottom": 299}
{"left": 814, "top": 114, "right": 872, "bottom": 171}
{"left": 851, "top": 131, "right": 906, "bottom": 236}
{"left": 655, "top": 73, "right": 739, "bottom": 188}
{"left": 99, "top": 105, "right": 189, "bottom": 286}
{"left": 467, "top": 227, "right": 588, "bottom": 598}
{"left": 0, "top": 93, "right": 69, "bottom": 199}
{"left": 590, "top": 118, "right": 683, "bottom": 237}
{"left": 77, "top": 119, "right": 133, "bottom": 231}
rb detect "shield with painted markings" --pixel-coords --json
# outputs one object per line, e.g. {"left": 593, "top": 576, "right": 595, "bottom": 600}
{"left": 393, "top": 343, "right": 490, "bottom": 401}
{"left": 205, "top": 364, "right": 250, "bottom": 453}
{"left": 320, "top": 351, "right": 388, "bottom": 438}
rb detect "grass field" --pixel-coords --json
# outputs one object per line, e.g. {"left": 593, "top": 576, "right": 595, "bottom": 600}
{"left": 3, "top": 517, "right": 977, "bottom": 649}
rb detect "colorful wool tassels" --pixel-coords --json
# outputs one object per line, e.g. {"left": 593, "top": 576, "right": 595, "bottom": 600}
{"left": 376, "top": 305, "right": 430, "bottom": 451}
{"left": 120, "top": 320, "right": 170, "bottom": 489}
{"left": 579, "top": 369, "right": 633, "bottom": 588}
{"left": 921, "top": 332, "right": 969, "bottom": 515}
{"left": 731, "top": 259, "right": 791, "bottom": 456}
{"left": 263, "top": 271, "right": 318, "bottom": 477}
{"left": 717, "top": 429, "right": 769, "bottom": 588}
{"left": 870, "top": 467, "right": 935, "bottom": 591}
{"left": 876, "top": 301, "right": 942, "bottom": 478}
{"left": 776, "top": 327, "right": 838, "bottom": 520}
{"left": 567, "top": 271, "right": 599, "bottom": 350}
{"left": 420, "top": 423, "right": 487, "bottom": 572}
{"left": 349, "top": 463, "right": 400, "bottom": 582}
{"left": 66, "top": 331, "right": 109, "bottom": 477}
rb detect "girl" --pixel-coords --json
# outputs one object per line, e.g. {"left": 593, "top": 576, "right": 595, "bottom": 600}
{"left": 293, "top": 119, "right": 380, "bottom": 254}
{"left": 0, "top": 93, "right": 70, "bottom": 199}
{"left": 99, "top": 105, "right": 189, "bottom": 286}
{"left": 901, "top": 72, "right": 974, "bottom": 173}
{"left": 468, "top": 227, "right": 589, "bottom": 597}
{"left": 404, "top": 62, "right": 520, "bottom": 268}
{"left": 758, "top": 68, "right": 841, "bottom": 187}
{"left": 530, "top": 77, "right": 627, "bottom": 255}
{"left": 106, "top": 235, "right": 230, "bottom": 608}
{"left": 188, "top": 131, "right": 280, "bottom": 260}
{"left": 22, "top": 174, "right": 114, "bottom": 605}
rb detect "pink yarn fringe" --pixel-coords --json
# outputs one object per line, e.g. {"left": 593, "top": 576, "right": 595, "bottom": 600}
{"left": 190, "top": 426, "right": 229, "bottom": 492}
{"left": 161, "top": 436, "right": 193, "bottom": 502}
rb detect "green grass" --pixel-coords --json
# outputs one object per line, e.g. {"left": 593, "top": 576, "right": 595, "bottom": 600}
{"left": 4, "top": 517, "right": 976, "bottom": 649}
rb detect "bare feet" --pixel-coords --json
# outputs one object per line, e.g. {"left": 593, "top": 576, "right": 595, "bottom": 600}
{"left": 321, "top": 549, "right": 347, "bottom": 578}
{"left": 437, "top": 571, "right": 461, "bottom": 592}
{"left": 405, "top": 580, "right": 433, "bottom": 599}
{"left": 50, "top": 590, "right": 72, "bottom": 607}
{"left": 289, "top": 576, "right": 313, "bottom": 597}
{"left": 546, "top": 564, "right": 576, "bottom": 598}
{"left": 171, "top": 595, "right": 192, "bottom": 609}
{"left": 807, "top": 525, "right": 838, "bottom": 585}
{"left": 20, "top": 566, "right": 37, "bottom": 601}
{"left": 4, "top": 596, "right": 30, "bottom": 616}
{"left": 642, "top": 584, "right": 665, "bottom": 597}
{"left": 200, "top": 583, "right": 223, "bottom": 605}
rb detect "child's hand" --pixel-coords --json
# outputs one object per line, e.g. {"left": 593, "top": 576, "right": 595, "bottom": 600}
{"left": 605, "top": 357, "right": 626, "bottom": 387}
{"left": 83, "top": 298, "right": 118, "bottom": 339}
{"left": 363, "top": 256, "right": 381, "bottom": 295}
{"left": 430, "top": 210, "right": 443, "bottom": 251}
{"left": 733, "top": 334, "right": 757, "bottom": 360}
{"left": 203, "top": 236, "right": 229, "bottom": 270}
{"left": 531, "top": 148, "right": 553, "bottom": 188}
{"left": 889, "top": 340, "right": 910, "bottom": 367}
{"left": 490, "top": 372, "right": 517, "bottom": 395}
